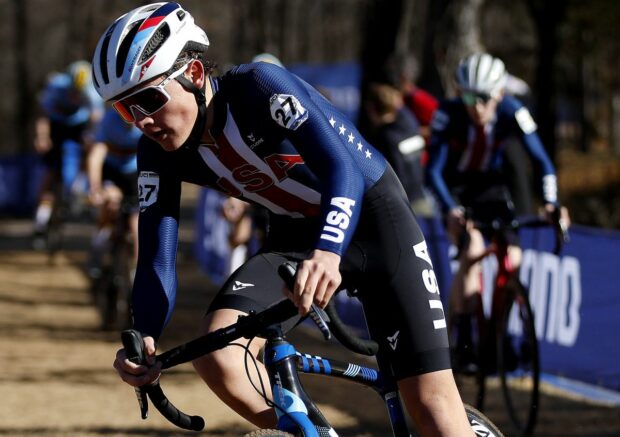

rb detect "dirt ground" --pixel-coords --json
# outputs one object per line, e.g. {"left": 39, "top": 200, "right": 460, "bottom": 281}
{"left": 1, "top": 199, "right": 619, "bottom": 436}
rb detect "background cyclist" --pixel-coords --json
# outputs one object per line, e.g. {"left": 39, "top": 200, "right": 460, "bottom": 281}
{"left": 32, "top": 60, "right": 104, "bottom": 249}
{"left": 426, "top": 52, "right": 571, "bottom": 370}
{"left": 94, "top": 3, "right": 474, "bottom": 435}
{"left": 86, "top": 105, "right": 141, "bottom": 280}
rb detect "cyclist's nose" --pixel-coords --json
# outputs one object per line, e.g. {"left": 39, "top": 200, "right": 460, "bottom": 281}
{"left": 133, "top": 110, "right": 152, "bottom": 128}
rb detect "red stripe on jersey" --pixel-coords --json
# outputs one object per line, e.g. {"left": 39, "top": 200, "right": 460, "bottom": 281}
{"left": 465, "top": 125, "right": 487, "bottom": 171}
{"left": 215, "top": 134, "right": 321, "bottom": 217}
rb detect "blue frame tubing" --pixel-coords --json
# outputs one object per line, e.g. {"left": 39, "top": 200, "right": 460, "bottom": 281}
{"left": 263, "top": 327, "right": 410, "bottom": 436}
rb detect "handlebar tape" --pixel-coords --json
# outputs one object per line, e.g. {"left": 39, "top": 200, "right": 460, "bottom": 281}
{"left": 147, "top": 384, "right": 205, "bottom": 431}
{"left": 324, "top": 300, "right": 379, "bottom": 356}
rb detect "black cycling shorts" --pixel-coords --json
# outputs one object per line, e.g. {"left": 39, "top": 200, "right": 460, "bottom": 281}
{"left": 207, "top": 166, "right": 451, "bottom": 380}
{"left": 42, "top": 121, "right": 89, "bottom": 169}
{"left": 450, "top": 172, "right": 518, "bottom": 243}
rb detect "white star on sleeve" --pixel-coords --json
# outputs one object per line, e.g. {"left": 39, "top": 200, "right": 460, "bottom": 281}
{"left": 329, "top": 116, "right": 336, "bottom": 127}
{"left": 365, "top": 149, "right": 372, "bottom": 159}
{"left": 357, "top": 142, "right": 363, "bottom": 151}
{"left": 347, "top": 132, "right": 355, "bottom": 143}
{"left": 339, "top": 124, "right": 347, "bottom": 135}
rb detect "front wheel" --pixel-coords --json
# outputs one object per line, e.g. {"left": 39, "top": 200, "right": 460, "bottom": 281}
{"left": 465, "top": 403, "right": 504, "bottom": 436}
{"left": 497, "top": 279, "right": 540, "bottom": 435}
{"left": 243, "top": 430, "right": 295, "bottom": 437}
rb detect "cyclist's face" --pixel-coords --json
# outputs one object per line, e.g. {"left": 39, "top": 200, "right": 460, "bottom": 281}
{"left": 462, "top": 91, "right": 501, "bottom": 126}
{"left": 130, "top": 62, "right": 204, "bottom": 152}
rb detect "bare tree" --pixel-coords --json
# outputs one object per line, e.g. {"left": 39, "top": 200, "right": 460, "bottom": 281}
{"left": 527, "top": 0, "right": 566, "bottom": 160}
{"left": 434, "top": 0, "right": 486, "bottom": 96}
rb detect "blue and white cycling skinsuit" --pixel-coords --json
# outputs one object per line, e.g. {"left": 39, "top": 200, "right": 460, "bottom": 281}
{"left": 426, "top": 95, "right": 558, "bottom": 219}
{"left": 39, "top": 73, "right": 103, "bottom": 169}
{"left": 93, "top": 108, "right": 141, "bottom": 208}
{"left": 133, "top": 62, "right": 451, "bottom": 379}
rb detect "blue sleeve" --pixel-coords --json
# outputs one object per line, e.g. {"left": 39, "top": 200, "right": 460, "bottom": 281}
{"left": 254, "top": 65, "right": 370, "bottom": 256}
{"left": 131, "top": 138, "right": 182, "bottom": 339}
{"left": 426, "top": 107, "right": 458, "bottom": 213}
{"left": 504, "top": 97, "right": 558, "bottom": 204}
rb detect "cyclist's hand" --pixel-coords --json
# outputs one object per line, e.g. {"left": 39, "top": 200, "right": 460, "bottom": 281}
{"left": 34, "top": 136, "right": 52, "bottom": 154}
{"left": 113, "top": 335, "right": 161, "bottom": 387}
{"left": 88, "top": 189, "right": 104, "bottom": 207}
{"left": 288, "top": 249, "right": 342, "bottom": 316}
{"left": 221, "top": 197, "right": 249, "bottom": 224}
{"left": 446, "top": 207, "right": 466, "bottom": 242}
{"left": 543, "top": 203, "right": 571, "bottom": 229}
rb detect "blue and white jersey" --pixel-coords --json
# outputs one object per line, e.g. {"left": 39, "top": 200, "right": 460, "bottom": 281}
{"left": 94, "top": 108, "right": 140, "bottom": 174}
{"left": 427, "top": 95, "right": 557, "bottom": 212}
{"left": 134, "top": 62, "right": 387, "bottom": 337}
{"left": 40, "top": 73, "right": 103, "bottom": 126}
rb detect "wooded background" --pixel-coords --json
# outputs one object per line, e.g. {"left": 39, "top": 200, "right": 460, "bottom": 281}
{"left": 2, "top": 0, "right": 620, "bottom": 226}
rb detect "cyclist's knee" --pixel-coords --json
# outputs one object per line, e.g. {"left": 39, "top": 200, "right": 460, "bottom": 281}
{"left": 399, "top": 370, "right": 473, "bottom": 435}
{"left": 507, "top": 244, "right": 522, "bottom": 268}
{"left": 458, "top": 228, "right": 485, "bottom": 265}
{"left": 193, "top": 309, "right": 261, "bottom": 386}
{"left": 193, "top": 345, "right": 240, "bottom": 385}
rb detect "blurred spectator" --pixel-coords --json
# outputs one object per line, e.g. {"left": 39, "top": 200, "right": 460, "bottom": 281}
{"left": 252, "top": 52, "right": 285, "bottom": 67}
{"left": 32, "top": 60, "right": 103, "bottom": 249}
{"left": 364, "top": 81, "right": 437, "bottom": 217}
{"left": 86, "top": 106, "right": 141, "bottom": 279}
{"left": 381, "top": 53, "right": 439, "bottom": 142}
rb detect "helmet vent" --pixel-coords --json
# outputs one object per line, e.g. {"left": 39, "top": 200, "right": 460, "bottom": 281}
{"left": 139, "top": 23, "right": 170, "bottom": 64}
{"left": 116, "top": 21, "right": 142, "bottom": 78}
{"left": 99, "top": 33, "right": 112, "bottom": 84}
{"left": 92, "top": 69, "right": 99, "bottom": 89}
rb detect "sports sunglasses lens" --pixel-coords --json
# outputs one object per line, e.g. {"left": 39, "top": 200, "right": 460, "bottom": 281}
{"left": 112, "top": 100, "right": 135, "bottom": 123}
{"left": 129, "top": 87, "right": 170, "bottom": 114}
{"left": 462, "top": 93, "right": 476, "bottom": 106}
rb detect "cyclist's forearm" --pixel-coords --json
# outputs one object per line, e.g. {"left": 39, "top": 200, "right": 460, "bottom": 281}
{"left": 87, "top": 143, "right": 107, "bottom": 192}
{"left": 132, "top": 214, "right": 180, "bottom": 339}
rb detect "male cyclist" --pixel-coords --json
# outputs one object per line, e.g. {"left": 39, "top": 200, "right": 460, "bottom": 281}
{"left": 32, "top": 60, "right": 104, "bottom": 248}
{"left": 86, "top": 106, "right": 141, "bottom": 280}
{"left": 426, "top": 53, "right": 570, "bottom": 369}
{"left": 95, "top": 3, "right": 474, "bottom": 435}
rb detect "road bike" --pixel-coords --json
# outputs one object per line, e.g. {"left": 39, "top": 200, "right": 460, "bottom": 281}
{"left": 121, "top": 263, "right": 504, "bottom": 436}
{"left": 449, "top": 208, "right": 568, "bottom": 436}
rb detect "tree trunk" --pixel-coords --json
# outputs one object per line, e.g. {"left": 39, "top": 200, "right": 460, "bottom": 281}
{"left": 14, "top": 0, "right": 30, "bottom": 154}
{"left": 527, "top": 0, "right": 566, "bottom": 161}
{"left": 433, "top": 0, "right": 486, "bottom": 97}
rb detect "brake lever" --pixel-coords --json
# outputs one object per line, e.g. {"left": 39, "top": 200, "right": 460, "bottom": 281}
{"left": 550, "top": 207, "right": 570, "bottom": 254}
{"left": 278, "top": 262, "right": 332, "bottom": 340}
{"left": 309, "top": 304, "right": 332, "bottom": 341}
{"left": 121, "top": 329, "right": 149, "bottom": 420}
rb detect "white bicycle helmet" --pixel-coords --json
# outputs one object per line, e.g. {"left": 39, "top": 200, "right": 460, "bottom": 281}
{"left": 92, "top": 2, "right": 209, "bottom": 101}
{"left": 455, "top": 53, "right": 507, "bottom": 97}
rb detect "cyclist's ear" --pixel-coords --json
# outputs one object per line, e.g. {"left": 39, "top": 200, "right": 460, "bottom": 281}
{"left": 186, "top": 59, "right": 205, "bottom": 89}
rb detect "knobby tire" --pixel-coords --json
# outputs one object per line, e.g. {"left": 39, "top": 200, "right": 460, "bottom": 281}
{"left": 497, "top": 279, "right": 540, "bottom": 435}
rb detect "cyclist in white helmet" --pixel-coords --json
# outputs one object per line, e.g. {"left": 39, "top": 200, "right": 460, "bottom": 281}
{"left": 427, "top": 53, "right": 570, "bottom": 370}
{"left": 96, "top": 3, "right": 477, "bottom": 435}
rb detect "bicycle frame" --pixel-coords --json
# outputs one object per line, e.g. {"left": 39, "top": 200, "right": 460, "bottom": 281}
{"left": 261, "top": 324, "right": 411, "bottom": 437}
